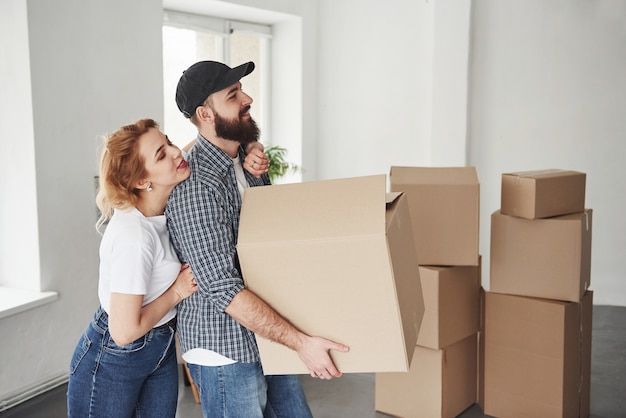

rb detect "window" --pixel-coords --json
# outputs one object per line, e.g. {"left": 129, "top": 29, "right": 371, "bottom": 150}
{"left": 162, "top": 10, "right": 271, "bottom": 149}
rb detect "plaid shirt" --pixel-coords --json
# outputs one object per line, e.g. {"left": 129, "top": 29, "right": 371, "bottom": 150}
{"left": 165, "top": 135, "right": 270, "bottom": 362}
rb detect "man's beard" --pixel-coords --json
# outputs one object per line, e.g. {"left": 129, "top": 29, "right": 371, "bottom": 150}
{"left": 213, "top": 107, "right": 260, "bottom": 145}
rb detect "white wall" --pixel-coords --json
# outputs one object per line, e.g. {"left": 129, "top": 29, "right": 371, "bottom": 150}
{"left": 1, "top": 0, "right": 624, "bottom": 407}
{"left": 316, "top": 0, "right": 432, "bottom": 180}
{"left": 315, "top": 0, "right": 471, "bottom": 178}
{"left": 469, "top": 1, "right": 626, "bottom": 306}
{"left": 0, "top": 0, "right": 40, "bottom": 292}
{"left": 0, "top": 0, "right": 165, "bottom": 404}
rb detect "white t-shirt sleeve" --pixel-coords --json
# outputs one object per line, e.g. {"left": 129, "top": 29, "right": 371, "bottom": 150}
{"left": 108, "top": 220, "right": 153, "bottom": 295}
{"left": 111, "top": 237, "right": 152, "bottom": 295}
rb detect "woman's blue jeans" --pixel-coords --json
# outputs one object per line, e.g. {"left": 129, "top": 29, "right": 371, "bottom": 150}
{"left": 67, "top": 306, "right": 178, "bottom": 418}
{"left": 187, "top": 362, "right": 313, "bottom": 418}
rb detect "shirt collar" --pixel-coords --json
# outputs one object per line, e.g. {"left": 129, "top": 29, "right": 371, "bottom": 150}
{"left": 193, "top": 133, "right": 237, "bottom": 174}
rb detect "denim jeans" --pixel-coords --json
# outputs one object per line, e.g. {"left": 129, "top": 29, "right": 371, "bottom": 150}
{"left": 67, "top": 306, "right": 178, "bottom": 418}
{"left": 265, "top": 374, "right": 313, "bottom": 418}
{"left": 187, "top": 362, "right": 313, "bottom": 418}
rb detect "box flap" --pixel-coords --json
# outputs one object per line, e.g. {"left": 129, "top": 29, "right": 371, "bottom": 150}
{"left": 385, "top": 194, "right": 424, "bottom": 357}
{"left": 239, "top": 175, "right": 386, "bottom": 245}
{"left": 390, "top": 166, "right": 478, "bottom": 185}
{"left": 386, "top": 192, "right": 403, "bottom": 205}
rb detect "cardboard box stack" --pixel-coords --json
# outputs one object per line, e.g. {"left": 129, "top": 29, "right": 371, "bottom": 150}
{"left": 484, "top": 169, "right": 593, "bottom": 418}
{"left": 375, "top": 167, "right": 482, "bottom": 418}
{"left": 237, "top": 174, "right": 425, "bottom": 374}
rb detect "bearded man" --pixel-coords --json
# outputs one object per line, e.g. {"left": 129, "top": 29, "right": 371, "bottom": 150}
{"left": 165, "top": 61, "right": 348, "bottom": 418}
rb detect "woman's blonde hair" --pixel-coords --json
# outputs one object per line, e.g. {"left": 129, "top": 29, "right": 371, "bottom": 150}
{"left": 95, "top": 118, "right": 159, "bottom": 231}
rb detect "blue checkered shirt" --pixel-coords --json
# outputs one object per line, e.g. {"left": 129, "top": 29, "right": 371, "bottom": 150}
{"left": 165, "top": 135, "right": 270, "bottom": 362}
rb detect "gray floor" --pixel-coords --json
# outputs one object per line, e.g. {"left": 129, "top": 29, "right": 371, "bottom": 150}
{"left": 2, "top": 305, "right": 625, "bottom": 418}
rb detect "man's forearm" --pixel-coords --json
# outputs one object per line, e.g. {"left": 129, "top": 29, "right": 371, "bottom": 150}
{"left": 225, "top": 288, "right": 304, "bottom": 351}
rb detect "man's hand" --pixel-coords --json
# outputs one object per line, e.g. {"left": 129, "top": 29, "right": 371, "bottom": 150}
{"left": 225, "top": 289, "right": 349, "bottom": 380}
{"left": 244, "top": 142, "right": 269, "bottom": 178}
{"left": 296, "top": 335, "right": 350, "bottom": 380}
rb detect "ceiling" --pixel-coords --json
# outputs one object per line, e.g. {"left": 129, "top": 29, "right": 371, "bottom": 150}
{"left": 161, "top": 0, "right": 294, "bottom": 24}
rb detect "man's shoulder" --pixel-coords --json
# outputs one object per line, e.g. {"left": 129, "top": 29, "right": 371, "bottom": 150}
{"left": 168, "top": 160, "right": 230, "bottom": 205}
{"left": 190, "top": 158, "right": 230, "bottom": 192}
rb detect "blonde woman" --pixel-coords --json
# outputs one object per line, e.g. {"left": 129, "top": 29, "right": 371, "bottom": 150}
{"left": 66, "top": 118, "right": 266, "bottom": 417}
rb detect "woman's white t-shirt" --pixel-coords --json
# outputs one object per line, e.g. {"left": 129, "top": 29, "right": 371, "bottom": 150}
{"left": 98, "top": 208, "right": 180, "bottom": 327}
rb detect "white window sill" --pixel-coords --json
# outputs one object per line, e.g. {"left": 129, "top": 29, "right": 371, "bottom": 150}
{"left": 0, "top": 286, "right": 58, "bottom": 319}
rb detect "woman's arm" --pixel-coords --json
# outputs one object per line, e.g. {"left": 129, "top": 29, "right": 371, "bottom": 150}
{"left": 108, "top": 264, "right": 197, "bottom": 345}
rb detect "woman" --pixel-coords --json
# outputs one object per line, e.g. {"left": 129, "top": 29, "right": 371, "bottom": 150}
{"left": 66, "top": 118, "right": 268, "bottom": 417}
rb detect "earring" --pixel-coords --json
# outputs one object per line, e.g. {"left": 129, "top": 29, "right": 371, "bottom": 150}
{"left": 146, "top": 183, "right": 152, "bottom": 192}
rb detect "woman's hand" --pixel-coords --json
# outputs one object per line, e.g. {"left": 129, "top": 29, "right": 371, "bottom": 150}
{"left": 244, "top": 142, "right": 269, "bottom": 178}
{"left": 172, "top": 263, "right": 198, "bottom": 300}
{"left": 108, "top": 264, "right": 197, "bottom": 346}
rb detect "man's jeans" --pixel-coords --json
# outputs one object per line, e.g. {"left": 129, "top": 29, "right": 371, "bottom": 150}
{"left": 187, "top": 362, "right": 313, "bottom": 418}
{"left": 67, "top": 306, "right": 178, "bottom": 417}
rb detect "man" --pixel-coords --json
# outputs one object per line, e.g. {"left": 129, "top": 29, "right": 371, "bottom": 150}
{"left": 166, "top": 60, "right": 349, "bottom": 418}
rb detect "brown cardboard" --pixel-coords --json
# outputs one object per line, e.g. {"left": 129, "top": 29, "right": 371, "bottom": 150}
{"left": 484, "top": 291, "right": 593, "bottom": 418}
{"left": 477, "top": 330, "right": 484, "bottom": 411}
{"left": 490, "top": 209, "right": 592, "bottom": 302}
{"left": 501, "top": 169, "right": 586, "bottom": 219}
{"left": 417, "top": 265, "right": 481, "bottom": 349}
{"left": 375, "top": 334, "right": 478, "bottom": 418}
{"left": 237, "top": 175, "right": 424, "bottom": 375}
{"left": 579, "top": 289, "right": 593, "bottom": 418}
{"left": 390, "top": 166, "right": 480, "bottom": 266}
{"left": 477, "top": 288, "right": 486, "bottom": 410}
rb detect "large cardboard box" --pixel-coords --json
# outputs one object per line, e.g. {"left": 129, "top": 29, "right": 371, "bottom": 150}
{"left": 237, "top": 175, "right": 424, "bottom": 374}
{"left": 484, "top": 291, "right": 593, "bottom": 418}
{"left": 490, "top": 209, "right": 592, "bottom": 302}
{"left": 390, "top": 166, "right": 480, "bottom": 266}
{"left": 375, "top": 334, "right": 478, "bottom": 418}
{"left": 417, "top": 264, "right": 481, "bottom": 349}
{"left": 501, "top": 169, "right": 586, "bottom": 219}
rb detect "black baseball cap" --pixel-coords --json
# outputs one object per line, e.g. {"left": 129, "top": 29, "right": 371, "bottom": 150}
{"left": 175, "top": 61, "right": 255, "bottom": 118}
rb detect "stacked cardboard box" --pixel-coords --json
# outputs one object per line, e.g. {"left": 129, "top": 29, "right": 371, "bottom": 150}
{"left": 375, "top": 167, "right": 482, "bottom": 418}
{"left": 484, "top": 169, "right": 593, "bottom": 418}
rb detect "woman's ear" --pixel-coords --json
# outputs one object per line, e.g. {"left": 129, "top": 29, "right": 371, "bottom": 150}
{"left": 136, "top": 178, "right": 151, "bottom": 191}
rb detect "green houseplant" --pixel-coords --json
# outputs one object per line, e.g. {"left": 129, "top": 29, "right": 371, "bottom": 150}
{"left": 265, "top": 145, "right": 301, "bottom": 183}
